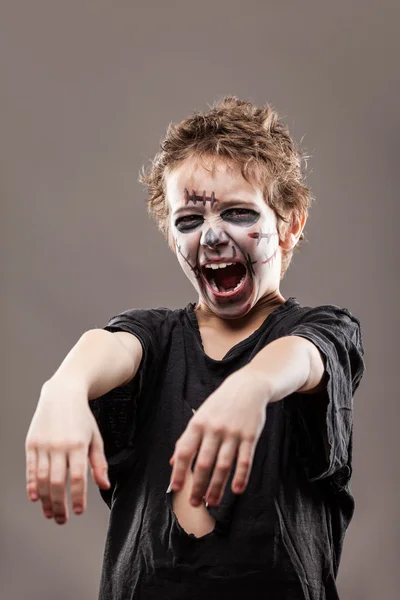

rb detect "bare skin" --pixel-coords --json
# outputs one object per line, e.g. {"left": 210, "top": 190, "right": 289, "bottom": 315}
{"left": 25, "top": 329, "right": 141, "bottom": 525}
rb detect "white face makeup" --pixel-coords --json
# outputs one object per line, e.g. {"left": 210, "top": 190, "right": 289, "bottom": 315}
{"left": 166, "top": 158, "right": 283, "bottom": 319}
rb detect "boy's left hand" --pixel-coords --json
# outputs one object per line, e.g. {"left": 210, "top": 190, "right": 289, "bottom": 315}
{"left": 169, "top": 368, "right": 270, "bottom": 507}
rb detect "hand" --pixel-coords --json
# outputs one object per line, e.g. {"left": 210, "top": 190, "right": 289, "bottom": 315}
{"left": 25, "top": 378, "right": 110, "bottom": 525}
{"left": 169, "top": 368, "right": 269, "bottom": 507}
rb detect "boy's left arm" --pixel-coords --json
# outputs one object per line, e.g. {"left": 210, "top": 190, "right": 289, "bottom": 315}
{"left": 169, "top": 335, "right": 326, "bottom": 507}
{"left": 247, "top": 334, "right": 327, "bottom": 398}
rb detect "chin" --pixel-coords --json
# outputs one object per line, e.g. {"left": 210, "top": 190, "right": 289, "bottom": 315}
{"left": 202, "top": 284, "right": 256, "bottom": 320}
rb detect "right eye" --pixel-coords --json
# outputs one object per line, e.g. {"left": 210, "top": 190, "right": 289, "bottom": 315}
{"left": 175, "top": 215, "right": 204, "bottom": 232}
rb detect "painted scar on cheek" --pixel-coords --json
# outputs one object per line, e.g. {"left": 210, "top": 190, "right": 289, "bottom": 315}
{"left": 175, "top": 239, "right": 201, "bottom": 280}
{"left": 184, "top": 189, "right": 218, "bottom": 207}
{"left": 261, "top": 247, "right": 279, "bottom": 264}
{"left": 247, "top": 230, "right": 279, "bottom": 246}
{"left": 248, "top": 229, "right": 279, "bottom": 267}
{"left": 246, "top": 253, "right": 258, "bottom": 277}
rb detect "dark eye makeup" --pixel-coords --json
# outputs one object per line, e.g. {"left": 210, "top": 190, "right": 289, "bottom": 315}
{"left": 174, "top": 208, "right": 260, "bottom": 233}
{"left": 174, "top": 215, "right": 204, "bottom": 232}
{"left": 221, "top": 208, "right": 260, "bottom": 225}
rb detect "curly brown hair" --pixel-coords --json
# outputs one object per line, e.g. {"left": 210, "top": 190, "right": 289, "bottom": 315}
{"left": 139, "top": 96, "right": 313, "bottom": 278}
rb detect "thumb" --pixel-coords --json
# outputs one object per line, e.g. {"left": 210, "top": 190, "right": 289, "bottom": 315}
{"left": 88, "top": 430, "right": 110, "bottom": 490}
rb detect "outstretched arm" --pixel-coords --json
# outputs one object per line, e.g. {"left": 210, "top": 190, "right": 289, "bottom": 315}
{"left": 247, "top": 335, "right": 326, "bottom": 399}
{"left": 25, "top": 329, "right": 142, "bottom": 524}
{"left": 169, "top": 335, "right": 325, "bottom": 507}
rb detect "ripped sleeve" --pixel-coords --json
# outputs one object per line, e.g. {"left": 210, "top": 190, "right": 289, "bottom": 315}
{"left": 89, "top": 311, "right": 156, "bottom": 504}
{"left": 286, "top": 305, "right": 365, "bottom": 485}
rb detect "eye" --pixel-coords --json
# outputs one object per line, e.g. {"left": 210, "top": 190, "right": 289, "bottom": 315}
{"left": 175, "top": 214, "right": 204, "bottom": 232}
{"left": 221, "top": 208, "right": 260, "bottom": 225}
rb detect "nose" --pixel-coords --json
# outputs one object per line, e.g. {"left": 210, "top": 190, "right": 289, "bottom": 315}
{"left": 200, "top": 227, "right": 229, "bottom": 249}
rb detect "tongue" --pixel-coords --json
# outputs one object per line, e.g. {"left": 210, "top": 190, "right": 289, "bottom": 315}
{"left": 214, "top": 265, "right": 243, "bottom": 292}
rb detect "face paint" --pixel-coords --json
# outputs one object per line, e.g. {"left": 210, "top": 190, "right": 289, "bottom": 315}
{"left": 185, "top": 188, "right": 217, "bottom": 207}
{"left": 166, "top": 159, "right": 283, "bottom": 319}
{"left": 204, "top": 228, "right": 220, "bottom": 248}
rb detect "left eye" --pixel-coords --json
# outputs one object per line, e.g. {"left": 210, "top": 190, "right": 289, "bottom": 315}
{"left": 221, "top": 209, "right": 260, "bottom": 224}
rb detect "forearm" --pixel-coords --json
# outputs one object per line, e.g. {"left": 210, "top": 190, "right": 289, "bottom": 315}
{"left": 46, "top": 329, "right": 138, "bottom": 400}
{"left": 243, "top": 335, "right": 326, "bottom": 404}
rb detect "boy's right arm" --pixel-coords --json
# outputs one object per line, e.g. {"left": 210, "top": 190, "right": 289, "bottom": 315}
{"left": 25, "top": 328, "right": 143, "bottom": 526}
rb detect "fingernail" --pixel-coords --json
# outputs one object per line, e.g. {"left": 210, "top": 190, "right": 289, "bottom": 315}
{"left": 55, "top": 517, "right": 66, "bottom": 525}
{"left": 190, "top": 497, "right": 201, "bottom": 506}
{"left": 74, "top": 505, "right": 83, "bottom": 514}
{"left": 166, "top": 481, "right": 173, "bottom": 493}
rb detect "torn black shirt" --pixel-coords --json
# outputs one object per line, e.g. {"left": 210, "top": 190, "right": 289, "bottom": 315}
{"left": 90, "top": 297, "right": 365, "bottom": 600}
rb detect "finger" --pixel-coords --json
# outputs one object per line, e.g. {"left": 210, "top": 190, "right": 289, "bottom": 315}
{"left": 26, "top": 448, "right": 39, "bottom": 502}
{"left": 205, "top": 437, "right": 238, "bottom": 506}
{"left": 49, "top": 451, "right": 68, "bottom": 524}
{"left": 37, "top": 449, "right": 53, "bottom": 518}
{"left": 68, "top": 447, "right": 88, "bottom": 515}
{"left": 88, "top": 431, "right": 110, "bottom": 490}
{"left": 190, "top": 433, "right": 222, "bottom": 506}
{"left": 170, "top": 426, "right": 203, "bottom": 492}
{"left": 232, "top": 438, "right": 255, "bottom": 494}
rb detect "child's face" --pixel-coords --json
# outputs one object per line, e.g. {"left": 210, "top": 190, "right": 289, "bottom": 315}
{"left": 166, "top": 157, "right": 283, "bottom": 319}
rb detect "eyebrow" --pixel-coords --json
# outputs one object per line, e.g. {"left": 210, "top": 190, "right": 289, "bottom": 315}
{"left": 173, "top": 197, "right": 257, "bottom": 217}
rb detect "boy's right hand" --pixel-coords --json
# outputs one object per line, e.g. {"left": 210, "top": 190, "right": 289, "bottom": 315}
{"left": 25, "top": 378, "right": 110, "bottom": 525}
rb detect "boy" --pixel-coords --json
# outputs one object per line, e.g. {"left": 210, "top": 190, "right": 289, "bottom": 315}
{"left": 25, "top": 97, "right": 365, "bottom": 599}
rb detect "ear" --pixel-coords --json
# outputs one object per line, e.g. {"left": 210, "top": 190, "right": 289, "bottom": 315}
{"left": 279, "top": 211, "right": 307, "bottom": 251}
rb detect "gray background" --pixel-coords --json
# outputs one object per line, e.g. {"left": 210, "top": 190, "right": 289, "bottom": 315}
{"left": 1, "top": 1, "right": 398, "bottom": 598}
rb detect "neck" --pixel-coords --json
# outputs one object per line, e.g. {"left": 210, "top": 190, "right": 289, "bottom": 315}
{"left": 194, "top": 289, "right": 286, "bottom": 331}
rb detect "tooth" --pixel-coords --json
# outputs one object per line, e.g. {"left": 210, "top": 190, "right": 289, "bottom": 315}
{"left": 204, "top": 262, "right": 235, "bottom": 269}
{"left": 210, "top": 279, "right": 218, "bottom": 291}
{"left": 229, "top": 275, "right": 245, "bottom": 293}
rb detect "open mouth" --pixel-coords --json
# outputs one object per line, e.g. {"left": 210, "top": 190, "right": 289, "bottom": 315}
{"left": 201, "top": 261, "right": 247, "bottom": 296}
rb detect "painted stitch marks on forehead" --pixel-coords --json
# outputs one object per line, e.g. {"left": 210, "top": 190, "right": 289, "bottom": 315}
{"left": 184, "top": 188, "right": 218, "bottom": 207}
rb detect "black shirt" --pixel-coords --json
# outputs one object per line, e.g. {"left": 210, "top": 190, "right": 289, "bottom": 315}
{"left": 90, "top": 297, "right": 365, "bottom": 600}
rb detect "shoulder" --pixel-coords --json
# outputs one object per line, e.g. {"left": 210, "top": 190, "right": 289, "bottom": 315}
{"left": 283, "top": 298, "right": 361, "bottom": 326}
{"left": 103, "top": 305, "right": 189, "bottom": 361}
{"left": 105, "top": 305, "right": 190, "bottom": 343}
{"left": 277, "top": 299, "right": 364, "bottom": 348}
{"left": 107, "top": 305, "right": 186, "bottom": 327}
